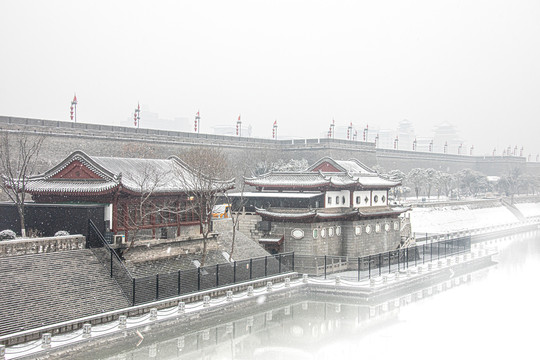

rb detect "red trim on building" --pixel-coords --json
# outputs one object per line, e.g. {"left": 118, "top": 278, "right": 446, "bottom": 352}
{"left": 310, "top": 162, "right": 342, "bottom": 173}
{"left": 51, "top": 160, "right": 102, "bottom": 180}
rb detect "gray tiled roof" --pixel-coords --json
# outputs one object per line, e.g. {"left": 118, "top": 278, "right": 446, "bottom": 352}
{"left": 245, "top": 172, "right": 331, "bottom": 188}
{"left": 24, "top": 150, "right": 234, "bottom": 195}
{"left": 245, "top": 165, "right": 399, "bottom": 190}
{"left": 24, "top": 179, "right": 119, "bottom": 194}
{"left": 255, "top": 206, "right": 409, "bottom": 221}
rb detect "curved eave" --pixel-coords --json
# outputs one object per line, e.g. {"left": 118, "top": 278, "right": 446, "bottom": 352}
{"left": 27, "top": 184, "right": 120, "bottom": 197}
{"left": 315, "top": 211, "right": 359, "bottom": 220}
{"left": 358, "top": 207, "right": 410, "bottom": 218}
{"left": 255, "top": 208, "right": 317, "bottom": 221}
{"left": 247, "top": 182, "right": 331, "bottom": 190}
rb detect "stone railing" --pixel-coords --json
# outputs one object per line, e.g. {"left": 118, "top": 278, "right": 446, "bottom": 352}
{"left": 0, "top": 235, "right": 85, "bottom": 257}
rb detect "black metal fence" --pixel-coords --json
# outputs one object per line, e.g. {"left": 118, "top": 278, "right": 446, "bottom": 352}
{"left": 88, "top": 220, "right": 470, "bottom": 304}
{"left": 87, "top": 221, "right": 295, "bottom": 305}
{"left": 131, "top": 253, "right": 295, "bottom": 304}
{"left": 87, "top": 220, "right": 134, "bottom": 302}
{"left": 294, "top": 235, "right": 471, "bottom": 281}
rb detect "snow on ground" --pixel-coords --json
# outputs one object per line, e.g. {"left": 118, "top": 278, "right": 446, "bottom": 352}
{"left": 514, "top": 202, "right": 540, "bottom": 217}
{"left": 409, "top": 204, "right": 520, "bottom": 234}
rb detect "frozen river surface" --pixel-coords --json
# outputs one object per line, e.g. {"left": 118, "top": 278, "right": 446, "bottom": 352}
{"left": 86, "top": 231, "right": 540, "bottom": 360}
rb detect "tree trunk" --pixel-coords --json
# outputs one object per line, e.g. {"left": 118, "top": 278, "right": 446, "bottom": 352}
{"left": 201, "top": 236, "right": 208, "bottom": 266}
{"left": 230, "top": 226, "right": 236, "bottom": 260}
{"left": 17, "top": 205, "right": 26, "bottom": 238}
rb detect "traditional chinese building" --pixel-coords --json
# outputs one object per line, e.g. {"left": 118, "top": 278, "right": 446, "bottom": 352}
{"left": 22, "top": 151, "right": 234, "bottom": 243}
{"left": 240, "top": 157, "right": 410, "bottom": 257}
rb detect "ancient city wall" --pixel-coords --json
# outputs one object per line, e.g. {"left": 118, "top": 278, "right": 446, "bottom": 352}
{"left": 0, "top": 115, "right": 536, "bottom": 176}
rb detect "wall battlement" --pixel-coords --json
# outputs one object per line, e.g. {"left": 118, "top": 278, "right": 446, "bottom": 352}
{"left": 0, "top": 115, "right": 536, "bottom": 176}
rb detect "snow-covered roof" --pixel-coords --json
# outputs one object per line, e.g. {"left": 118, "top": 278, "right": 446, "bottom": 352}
{"left": 307, "top": 156, "right": 374, "bottom": 174}
{"left": 245, "top": 157, "right": 399, "bottom": 191}
{"left": 24, "top": 150, "right": 235, "bottom": 196}
{"left": 244, "top": 172, "right": 331, "bottom": 189}
{"left": 334, "top": 159, "right": 373, "bottom": 174}
{"left": 255, "top": 206, "right": 408, "bottom": 222}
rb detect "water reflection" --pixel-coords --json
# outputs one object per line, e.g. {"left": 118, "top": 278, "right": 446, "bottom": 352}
{"left": 86, "top": 231, "right": 539, "bottom": 360}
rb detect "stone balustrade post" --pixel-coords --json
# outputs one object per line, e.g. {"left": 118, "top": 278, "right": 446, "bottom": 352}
{"left": 118, "top": 315, "right": 127, "bottom": 329}
{"left": 177, "top": 302, "right": 185, "bottom": 314}
{"left": 150, "top": 308, "right": 158, "bottom": 321}
{"left": 82, "top": 323, "right": 92, "bottom": 338}
{"left": 41, "top": 333, "right": 51, "bottom": 349}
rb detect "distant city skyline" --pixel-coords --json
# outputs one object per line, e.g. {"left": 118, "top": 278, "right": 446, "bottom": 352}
{"left": 1, "top": 1, "right": 539, "bottom": 157}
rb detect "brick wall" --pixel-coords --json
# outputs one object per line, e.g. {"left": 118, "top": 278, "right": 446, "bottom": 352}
{"left": 268, "top": 218, "right": 402, "bottom": 257}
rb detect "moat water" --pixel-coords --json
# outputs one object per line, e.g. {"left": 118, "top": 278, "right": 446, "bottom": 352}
{"left": 80, "top": 230, "right": 540, "bottom": 360}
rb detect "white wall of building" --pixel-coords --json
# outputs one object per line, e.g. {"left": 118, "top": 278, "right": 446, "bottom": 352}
{"left": 104, "top": 203, "right": 113, "bottom": 230}
{"left": 352, "top": 191, "right": 372, "bottom": 207}
{"left": 371, "top": 190, "right": 388, "bottom": 206}
{"left": 325, "top": 190, "right": 350, "bottom": 208}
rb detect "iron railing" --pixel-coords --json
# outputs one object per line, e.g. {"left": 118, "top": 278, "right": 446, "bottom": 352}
{"left": 294, "top": 235, "right": 471, "bottom": 281}
{"left": 87, "top": 220, "right": 295, "bottom": 305}
{"left": 87, "top": 220, "right": 134, "bottom": 303}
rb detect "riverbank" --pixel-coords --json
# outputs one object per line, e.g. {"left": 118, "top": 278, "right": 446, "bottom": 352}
{"left": 1, "top": 235, "right": 505, "bottom": 359}
{"left": 410, "top": 198, "right": 540, "bottom": 234}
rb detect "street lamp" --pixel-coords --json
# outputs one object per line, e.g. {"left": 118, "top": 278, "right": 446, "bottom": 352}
{"left": 70, "top": 94, "right": 77, "bottom": 122}
{"left": 134, "top": 103, "right": 140, "bottom": 128}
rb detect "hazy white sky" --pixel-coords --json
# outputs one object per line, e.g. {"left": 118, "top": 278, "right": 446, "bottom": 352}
{"left": 1, "top": 0, "right": 539, "bottom": 156}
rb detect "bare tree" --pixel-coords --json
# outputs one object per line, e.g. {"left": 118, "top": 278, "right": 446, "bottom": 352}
{"left": 0, "top": 132, "right": 45, "bottom": 237}
{"left": 439, "top": 172, "right": 455, "bottom": 199}
{"left": 177, "top": 147, "right": 234, "bottom": 266}
{"left": 425, "top": 168, "right": 438, "bottom": 199}
{"left": 223, "top": 178, "right": 249, "bottom": 260}
{"left": 497, "top": 167, "right": 522, "bottom": 204}
{"left": 121, "top": 165, "right": 175, "bottom": 252}
{"left": 406, "top": 168, "right": 427, "bottom": 199}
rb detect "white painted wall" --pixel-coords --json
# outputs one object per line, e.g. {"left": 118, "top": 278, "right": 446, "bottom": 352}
{"left": 105, "top": 204, "right": 113, "bottom": 230}
{"left": 353, "top": 191, "right": 372, "bottom": 208}
{"left": 325, "top": 190, "right": 350, "bottom": 208}
{"left": 371, "top": 190, "right": 388, "bottom": 206}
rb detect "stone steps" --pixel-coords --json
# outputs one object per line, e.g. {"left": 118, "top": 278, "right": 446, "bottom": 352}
{"left": 0, "top": 249, "right": 130, "bottom": 336}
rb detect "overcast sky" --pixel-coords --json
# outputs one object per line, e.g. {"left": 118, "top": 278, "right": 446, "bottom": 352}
{"left": 1, "top": 0, "right": 539, "bottom": 156}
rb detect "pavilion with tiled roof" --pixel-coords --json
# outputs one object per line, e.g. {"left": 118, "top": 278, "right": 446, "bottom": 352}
{"left": 236, "top": 156, "right": 410, "bottom": 257}
{"left": 22, "top": 151, "right": 234, "bottom": 241}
